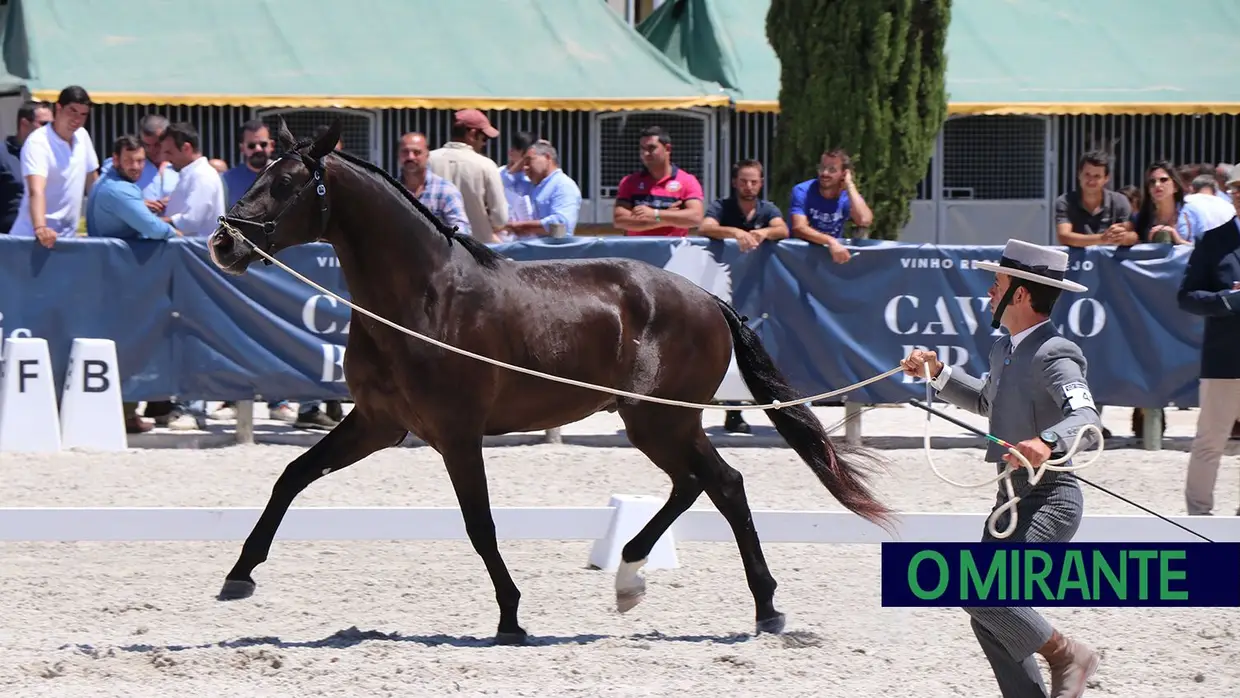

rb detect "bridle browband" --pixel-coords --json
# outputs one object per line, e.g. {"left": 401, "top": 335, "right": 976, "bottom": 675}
{"left": 216, "top": 142, "right": 331, "bottom": 265}
{"left": 989, "top": 255, "right": 1063, "bottom": 329}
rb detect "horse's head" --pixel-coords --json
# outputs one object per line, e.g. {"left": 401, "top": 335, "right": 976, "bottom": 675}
{"left": 208, "top": 117, "right": 341, "bottom": 275}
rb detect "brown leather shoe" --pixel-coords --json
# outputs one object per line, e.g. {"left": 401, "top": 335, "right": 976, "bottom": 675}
{"left": 1040, "top": 630, "right": 1100, "bottom": 697}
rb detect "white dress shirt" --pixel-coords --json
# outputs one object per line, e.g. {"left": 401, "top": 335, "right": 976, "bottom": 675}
{"left": 165, "top": 155, "right": 225, "bottom": 237}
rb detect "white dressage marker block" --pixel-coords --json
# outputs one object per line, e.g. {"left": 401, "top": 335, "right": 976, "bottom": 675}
{"left": 60, "top": 338, "right": 127, "bottom": 451}
{"left": 0, "top": 337, "right": 61, "bottom": 453}
{"left": 587, "top": 494, "right": 679, "bottom": 572}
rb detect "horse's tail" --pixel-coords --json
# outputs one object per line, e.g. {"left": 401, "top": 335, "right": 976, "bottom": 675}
{"left": 714, "top": 297, "right": 897, "bottom": 533}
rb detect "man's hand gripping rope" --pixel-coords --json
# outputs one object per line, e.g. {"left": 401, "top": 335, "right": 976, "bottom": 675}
{"left": 917, "top": 363, "right": 1106, "bottom": 540}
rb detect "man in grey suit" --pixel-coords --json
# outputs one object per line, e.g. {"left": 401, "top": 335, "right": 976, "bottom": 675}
{"left": 901, "top": 238, "right": 1103, "bottom": 698}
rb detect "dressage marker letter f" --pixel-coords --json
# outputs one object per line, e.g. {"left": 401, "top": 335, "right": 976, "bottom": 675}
{"left": 18, "top": 359, "right": 37, "bottom": 392}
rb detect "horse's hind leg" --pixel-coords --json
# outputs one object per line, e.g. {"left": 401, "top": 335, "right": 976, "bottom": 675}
{"left": 619, "top": 405, "right": 783, "bottom": 634}
{"left": 217, "top": 408, "right": 407, "bottom": 601}
{"left": 614, "top": 468, "right": 702, "bottom": 614}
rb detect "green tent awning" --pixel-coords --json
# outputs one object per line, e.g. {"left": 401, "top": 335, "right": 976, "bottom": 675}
{"left": 639, "top": 0, "right": 1240, "bottom": 115}
{"left": 10, "top": 0, "right": 730, "bottom": 111}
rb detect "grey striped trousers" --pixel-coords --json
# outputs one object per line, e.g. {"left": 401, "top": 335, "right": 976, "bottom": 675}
{"left": 963, "top": 472, "right": 1084, "bottom": 698}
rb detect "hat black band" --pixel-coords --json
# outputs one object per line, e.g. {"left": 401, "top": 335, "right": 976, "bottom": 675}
{"left": 999, "top": 255, "right": 1065, "bottom": 281}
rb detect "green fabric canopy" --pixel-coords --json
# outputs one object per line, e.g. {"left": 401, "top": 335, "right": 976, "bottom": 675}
{"left": 638, "top": 0, "right": 1240, "bottom": 115}
{"left": 9, "top": 0, "right": 729, "bottom": 110}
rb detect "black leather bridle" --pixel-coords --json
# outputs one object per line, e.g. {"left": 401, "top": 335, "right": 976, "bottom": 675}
{"left": 216, "top": 147, "right": 331, "bottom": 265}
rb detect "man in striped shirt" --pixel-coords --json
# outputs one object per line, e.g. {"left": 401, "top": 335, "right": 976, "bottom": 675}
{"left": 398, "top": 132, "right": 471, "bottom": 236}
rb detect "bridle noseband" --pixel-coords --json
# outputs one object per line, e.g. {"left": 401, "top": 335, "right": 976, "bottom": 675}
{"left": 216, "top": 147, "right": 332, "bottom": 265}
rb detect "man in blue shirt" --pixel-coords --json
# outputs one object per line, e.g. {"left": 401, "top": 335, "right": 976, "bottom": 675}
{"left": 504, "top": 140, "right": 582, "bottom": 237}
{"left": 788, "top": 149, "right": 874, "bottom": 263}
{"left": 86, "top": 135, "right": 180, "bottom": 240}
{"left": 221, "top": 119, "right": 275, "bottom": 209}
{"left": 97, "top": 114, "right": 179, "bottom": 210}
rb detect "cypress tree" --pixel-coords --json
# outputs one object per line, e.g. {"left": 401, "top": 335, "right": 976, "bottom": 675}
{"left": 765, "top": 0, "right": 950, "bottom": 240}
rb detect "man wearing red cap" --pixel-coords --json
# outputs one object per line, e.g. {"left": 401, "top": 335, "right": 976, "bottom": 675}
{"left": 427, "top": 109, "right": 509, "bottom": 243}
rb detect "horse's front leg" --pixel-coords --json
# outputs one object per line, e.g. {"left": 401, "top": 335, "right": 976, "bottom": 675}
{"left": 217, "top": 408, "right": 407, "bottom": 600}
{"left": 440, "top": 438, "right": 526, "bottom": 645}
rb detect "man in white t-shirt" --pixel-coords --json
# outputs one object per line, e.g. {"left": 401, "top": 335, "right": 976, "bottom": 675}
{"left": 159, "top": 121, "right": 225, "bottom": 237}
{"left": 8, "top": 85, "right": 99, "bottom": 248}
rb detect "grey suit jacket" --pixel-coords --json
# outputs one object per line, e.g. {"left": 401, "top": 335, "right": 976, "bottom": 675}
{"left": 934, "top": 321, "right": 1102, "bottom": 484}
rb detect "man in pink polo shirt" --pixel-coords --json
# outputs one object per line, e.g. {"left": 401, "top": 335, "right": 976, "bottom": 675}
{"left": 613, "top": 126, "right": 704, "bottom": 236}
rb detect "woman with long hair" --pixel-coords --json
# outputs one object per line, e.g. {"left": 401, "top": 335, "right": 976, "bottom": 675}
{"left": 1129, "top": 160, "right": 1188, "bottom": 243}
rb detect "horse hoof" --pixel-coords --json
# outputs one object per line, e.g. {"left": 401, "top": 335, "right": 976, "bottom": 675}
{"left": 217, "top": 579, "right": 256, "bottom": 601}
{"left": 756, "top": 612, "right": 787, "bottom": 635}
{"left": 494, "top": 630, "right": 529, "bottom": 646}
{"left": 616, "top": 588, "right": 646, "bottom": 614}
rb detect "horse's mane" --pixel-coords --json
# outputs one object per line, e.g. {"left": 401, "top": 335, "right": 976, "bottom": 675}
{"left": 321, "top": 145, "right": 505, "bottom": 269}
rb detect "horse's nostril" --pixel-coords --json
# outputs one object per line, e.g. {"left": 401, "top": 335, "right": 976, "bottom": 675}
{"left": 211, "top": 232, "right": 235, "bottom": 253}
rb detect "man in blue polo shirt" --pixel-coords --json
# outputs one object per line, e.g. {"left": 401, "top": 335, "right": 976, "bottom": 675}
{"left": 788, "top": 149, "right": 874, "bottom": 263}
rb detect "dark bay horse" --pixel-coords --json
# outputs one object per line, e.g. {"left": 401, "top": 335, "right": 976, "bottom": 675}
{"left": 207, "top": 118, "right": 895, "bottom": 645}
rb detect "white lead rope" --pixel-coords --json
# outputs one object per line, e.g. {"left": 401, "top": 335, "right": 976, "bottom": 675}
{"left": 218, "top": 223, "right": 903, "bottom": 412}
{"left": 919, "top": 363, "right": 1105, "bottom": 539}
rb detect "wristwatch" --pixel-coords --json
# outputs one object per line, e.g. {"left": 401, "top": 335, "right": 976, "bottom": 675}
{"left": 1039, "top": 430, "right": 1060, "bottom": 452}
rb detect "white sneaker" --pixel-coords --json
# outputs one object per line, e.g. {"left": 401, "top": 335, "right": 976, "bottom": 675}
{"left": 210, "top": 405, "right": 237, "bottom": 420}
{"left": 269, "top": 404, "right": 298, "bottom": 422}
{"left": 167, "top": 413, "right": 199, "bottom": 431}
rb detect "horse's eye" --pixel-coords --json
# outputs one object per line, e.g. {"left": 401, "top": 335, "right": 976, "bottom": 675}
{"left": 279, "top": 174, "right": 293, "bottom": 187}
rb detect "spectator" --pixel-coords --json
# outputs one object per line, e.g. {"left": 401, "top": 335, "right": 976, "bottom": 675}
{"left": 1118, "top": 185, "right": 1142, "bottom": 212}
{"left": 98, "top": 114, "right": 178, "bottom": 207}
{"left": 1215, "top": 163, "right": 1238, "bottom": 204}
{"left": 788, "top": 149, "right": 873, "bottom": 264}
{"left": 498, "top": 130, "right": 537, "bottom": 241}
{"left": 0, "top": 100, "right": 52, "bottom": 233}
{"left": 612, "top": 125, "right": 704, "bottom": 236}
{"left": 502, "top": 140, "right": 582, "bottom": 237}
{"left": 699, "top": 158, "right": 788, "bottom": 434}
{"left": 398, "top": 132, "right": 471, "bottom": 235}
{"left": 86, "top": 134, "right": 184, "bottom": 435}
{"left": 8, "top": 85, "right": 98, "bottom": 248}
{"left": 699, "top": 159, "right": 788, "bottom": 252}
{"left": 1191, "top": 174, "right": 1218, "bottom": 196}
{"left": 208, "top": 159, "right": 229, "bottom": 175}
{"left": 1053, "top": 150, "right": 1135, "bottom": 247}
{"left": 213, "top": 121, "right": 341, "bottom": 428}
{"left": 85, "top": 135, "right": 181, "bottom": 241}
{"left": 1226, "top": 167, "right": 1240, "bottom": 215}
{"left": 1127, "top": 161, "right": 1188, "bottom": 244}
{"left": 427, "top": 109, "right": 508, "bottom": 243}
{"left": 160, "top": 122, "right": 226, "bottom": 237}
{"left": 1175, "top": 195, "right": 1240, "bottom": 516}
{"left": 221, "top": 119, "right": 275, "bottom": 209}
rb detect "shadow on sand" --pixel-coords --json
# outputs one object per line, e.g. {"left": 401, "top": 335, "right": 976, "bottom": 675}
{"left": 57, "top": 625, "right": 779, "bottom": 653}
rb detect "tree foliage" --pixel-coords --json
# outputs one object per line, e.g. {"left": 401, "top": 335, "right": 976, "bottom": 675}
{"left": 765, "top": 0, "right": 951, "bottom": 240}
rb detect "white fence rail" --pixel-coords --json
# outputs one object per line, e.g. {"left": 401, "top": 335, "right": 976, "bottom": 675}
{"left": 1, "top": 501, "right": 1231, "bottom": 556}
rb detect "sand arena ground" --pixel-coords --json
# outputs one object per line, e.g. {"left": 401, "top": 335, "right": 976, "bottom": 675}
{"left": 0, "top": 403, "right": 1236, "bottom": 697}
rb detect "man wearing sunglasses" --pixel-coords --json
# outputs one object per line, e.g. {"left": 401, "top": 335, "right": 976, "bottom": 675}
{"left": 221, "top": 119, "right": 276, "bottom": 209}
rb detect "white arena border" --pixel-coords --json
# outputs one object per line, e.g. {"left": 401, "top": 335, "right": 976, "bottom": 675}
{"left": 0, "top": 500, "right": 1234, "bottom": 548}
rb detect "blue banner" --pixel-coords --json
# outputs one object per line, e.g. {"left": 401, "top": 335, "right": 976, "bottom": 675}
{"left": 880, "top": 542, "right": 1240, "bottom": 607}
{"left": 0, "top": 236, "right": 1207, "bottom": 406}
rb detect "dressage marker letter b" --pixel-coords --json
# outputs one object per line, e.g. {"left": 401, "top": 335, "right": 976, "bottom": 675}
{"left": 82, "top": 359, "right": 110, "bottom": 393}
{"left": 58, "top": 338, "right": 127, "bottom": 451}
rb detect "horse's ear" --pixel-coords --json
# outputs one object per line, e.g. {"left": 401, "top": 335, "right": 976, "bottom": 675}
{"left": 308, "top": 118, "right": 343, "bottom": 160}
{"left": 276, "top": 117, "right": 297, "bottom": 151}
